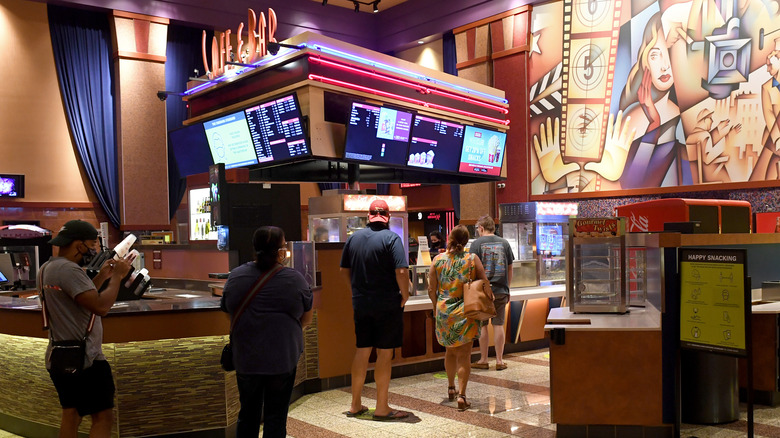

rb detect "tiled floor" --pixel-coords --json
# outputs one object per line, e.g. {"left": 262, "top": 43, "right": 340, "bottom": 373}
{"left": 2, "top": 348, "right": 780, "bottom": 437}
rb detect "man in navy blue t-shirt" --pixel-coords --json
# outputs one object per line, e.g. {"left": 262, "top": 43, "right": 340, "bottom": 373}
{"left": 340, "top": 199, "right": 410, "bottom": 421}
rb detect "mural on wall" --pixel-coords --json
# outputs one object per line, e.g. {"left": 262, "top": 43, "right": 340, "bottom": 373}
{"left": 529, "top": 0, "right": 780, "bottom": 195}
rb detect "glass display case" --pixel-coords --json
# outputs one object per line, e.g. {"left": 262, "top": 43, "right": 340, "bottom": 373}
{"left": 567, "top": 218, "right": 629, "bottom": 313}
{"left": 308, "top": 191, "right": 409, "bottom": 259}
{"left": 499, "top": 202, "right": 578, "bottom": 287}
{"left": 569, "top": 235, "right": 628, "bottom": 313}
{"left": 189, "top": 187, "right": 217, "bottom": 241}
{"left": 284, "top": 241, "right": 316, "bottom": 287}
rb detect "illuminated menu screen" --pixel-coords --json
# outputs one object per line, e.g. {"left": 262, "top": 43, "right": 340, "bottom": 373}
{"left": 408, "top": 115, "right": 464, "bottom": 173}
{"left": 204, "top": 111, "right": 258, "bottom": 169}
{"left": 458, "top": 125, "right": 507, "bottom": 176}
{"left": 244, "top": 94, "right": 310, "bottom": 164}
{"left": 344, "top": 102, "right": 413, "bottom": 166}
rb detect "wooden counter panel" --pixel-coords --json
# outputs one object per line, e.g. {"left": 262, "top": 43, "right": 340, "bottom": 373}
{"left": 658, "top": 233, "right": 780, "bottom": 247}
{"left": 518, "top": 298, "right": 548, "bottom": 342}
{"left": 0, "top": 310, "right": 47, "bottom": 339}
{"left": 316, "top": 248, "right": 357, "bottom": 378}
{"left": 139, "top": 248, "right": 233, "bottom": 281}
{"left": 0, "top": 308, "right": 229, "bottom": 343}
{"left": 103, "top": 310, "right": 229, "bottom": 343}
{"left": 739, "top": 313, "right": 778, "bottom": 391}
{"left": 550, "top": 330, "right": 663, "bottom": 425}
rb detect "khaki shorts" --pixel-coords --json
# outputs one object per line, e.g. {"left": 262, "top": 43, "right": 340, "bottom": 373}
{"left": 490, "top": 294, "right": 510, "bottom": 326}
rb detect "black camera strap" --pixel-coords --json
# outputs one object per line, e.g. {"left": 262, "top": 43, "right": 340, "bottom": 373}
{"left": 229, "top": 263, "right": 283, "bottom": 337}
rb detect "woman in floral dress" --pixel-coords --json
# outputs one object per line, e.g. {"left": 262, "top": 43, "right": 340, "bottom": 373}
{"left": 427, "top": 225, "right": 489, "bottom": 410}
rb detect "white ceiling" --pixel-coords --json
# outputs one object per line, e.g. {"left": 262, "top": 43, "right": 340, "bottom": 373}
{"left": 313, "top": 0, "right": 409, "bottom": 13}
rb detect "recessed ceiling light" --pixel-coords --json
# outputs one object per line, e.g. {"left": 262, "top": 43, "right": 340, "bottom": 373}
{"left": 418, "top": 40, "right": 424, "bottom": 44}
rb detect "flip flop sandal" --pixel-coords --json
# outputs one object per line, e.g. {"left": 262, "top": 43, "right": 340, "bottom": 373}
{"left": 372, "top": 410, "right": 410, "bottom": 421}
{"left": 344, "top": 406, "right": 369, "bottom": 417}
{"left": 448, "top": 386, "right": 457, "bottom": 401}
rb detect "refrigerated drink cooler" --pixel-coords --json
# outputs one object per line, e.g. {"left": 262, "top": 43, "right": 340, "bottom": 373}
{"left": 498, "top": 202, "right": 578, "bottom": 287}
{"left": 308, "top": 190, "right": 409, "bottom": 259}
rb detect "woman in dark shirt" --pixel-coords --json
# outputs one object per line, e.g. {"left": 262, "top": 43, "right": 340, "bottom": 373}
{"left": 429, "top": 231, "right": 444, "bottom": 259}
{"left": 221, "top": 226, "right": 313, "bottom": 438}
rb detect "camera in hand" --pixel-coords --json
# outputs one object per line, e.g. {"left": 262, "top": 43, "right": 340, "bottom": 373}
{"left": 84, "top": 235, "right": 151, "bottom": 301}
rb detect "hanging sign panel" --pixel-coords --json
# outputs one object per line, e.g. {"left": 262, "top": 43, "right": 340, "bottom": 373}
{"left": 679, "top": 248, "right": 748, "bottom": 357}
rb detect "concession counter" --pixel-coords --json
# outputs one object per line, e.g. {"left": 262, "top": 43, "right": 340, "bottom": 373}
{"left": 0, "top": 287, "right": 241, "bottom": 437}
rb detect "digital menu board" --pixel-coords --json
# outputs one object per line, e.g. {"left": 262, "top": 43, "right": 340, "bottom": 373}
{"left": 204, "top": 111, "right": 258, "bottom": 169}
{"left": 407, "top": 115, "right": 464, "bottom": 173}
{"left": 458, "top": 125, "right": 507, "bottom": 176}
{"left": 244, "top": 93, "right": 310, "bottom": 165}
{"left": 344, "top": 101, "right": 413, "bottom": 166}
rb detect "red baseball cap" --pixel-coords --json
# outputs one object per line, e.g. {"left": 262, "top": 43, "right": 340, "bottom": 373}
{"left": 368, "top": 199, "right": 390, "bottom": 223}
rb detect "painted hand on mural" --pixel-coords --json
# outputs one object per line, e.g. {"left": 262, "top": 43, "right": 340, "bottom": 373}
{"left": 533, "top": 117, "right": 581, "bottom": 183}
{"left": 638, "top": 68, "right": 661, "bottom": 132}
{"left": 583, "top": 110, "right": 636, "bottom": 181}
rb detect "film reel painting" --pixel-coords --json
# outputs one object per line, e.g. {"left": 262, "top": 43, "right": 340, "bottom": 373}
{"left": 560, "top": 0, "right": 622, "bottom": 164}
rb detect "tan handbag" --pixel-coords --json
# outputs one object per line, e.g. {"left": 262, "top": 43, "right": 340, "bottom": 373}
{"left": 462, "top": 255, "right": 497, "bottom": 320}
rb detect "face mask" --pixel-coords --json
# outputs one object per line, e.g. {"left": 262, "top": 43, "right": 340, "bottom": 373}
{"left": 79, "top": 243, "right": 98, "bottom": 267}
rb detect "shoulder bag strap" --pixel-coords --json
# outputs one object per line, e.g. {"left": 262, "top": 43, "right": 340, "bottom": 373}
{"left": 39, "top": 263, "right": 96, "bottom": 340}
{"left": 229, "top": 263, "right": 283, "bottom": 335}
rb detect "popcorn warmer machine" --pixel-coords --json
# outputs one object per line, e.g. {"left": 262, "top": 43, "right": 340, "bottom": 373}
{"left": 308, "top": 190, "right": 409, "bottom": 259}
{"left": 498, "top": 202, "right": 578, "bottom": 287}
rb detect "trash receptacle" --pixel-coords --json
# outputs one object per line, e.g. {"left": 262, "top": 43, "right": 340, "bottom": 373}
{"left": 681, "top": 349, "right": 739, "bottom": 424}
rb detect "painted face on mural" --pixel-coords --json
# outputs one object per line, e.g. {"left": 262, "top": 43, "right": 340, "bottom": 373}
{"left": 647, "top": 37, "right": 673, "bottom": 92}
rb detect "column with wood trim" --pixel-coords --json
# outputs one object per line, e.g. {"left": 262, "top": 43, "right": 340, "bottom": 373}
{"left": 110, "top": 11, "right": 170, "bottom": 229}
{"left": 454, "top": 6, "right": 532, "bottom": 222}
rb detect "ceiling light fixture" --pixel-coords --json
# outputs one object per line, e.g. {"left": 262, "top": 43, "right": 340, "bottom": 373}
{"left": 322, "top": 0, "right": 327, "bottom": 5}
{"left": 373, "top": 1, "right": 380, "bottom": 12}
{"left": 353, "top": 1, "right": 359, "bottom": 12}
{"left": 308, "top": 74, "right": 511, "bottom": 125}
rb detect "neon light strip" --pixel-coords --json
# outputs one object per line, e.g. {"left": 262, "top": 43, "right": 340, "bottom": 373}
{"left": 301, "top": 43, "right": 508, "bottom": 105}
{"left": 309, "top": 57, "right": 508, "bottom": 114}
{"left": 184, "top": 47, "right": 300, "bottom": 95}
{"left": 309, "top": 74, "right": 510, "bottom": 126}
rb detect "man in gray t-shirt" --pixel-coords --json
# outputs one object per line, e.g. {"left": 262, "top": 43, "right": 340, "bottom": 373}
{"left": 470, "top": 215, "right": 514, "bottom": 371}
{"left": 38, "top": 220, "right": 131, "bottom": 437}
